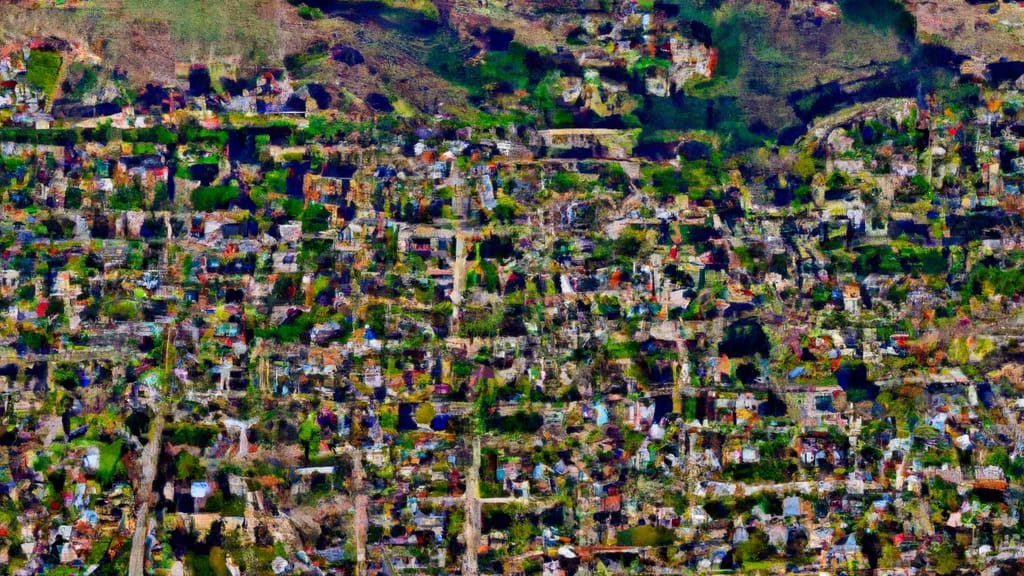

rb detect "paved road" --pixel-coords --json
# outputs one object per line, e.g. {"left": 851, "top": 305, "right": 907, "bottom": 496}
{"left": 127, "top": 410, "right": 165, "bottom": 576}
{"left": 452, "top": 233, "right": 467, "bottom": 306}
{"left": 345, "top": 446, "right": 368, "bottom": 575}
{"left": 462, "top": 437, "right": 481, "bottom": 576}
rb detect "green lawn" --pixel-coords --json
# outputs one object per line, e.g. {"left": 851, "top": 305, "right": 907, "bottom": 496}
{"left": 26, "top": 50, "right": 62, "bottom": 96}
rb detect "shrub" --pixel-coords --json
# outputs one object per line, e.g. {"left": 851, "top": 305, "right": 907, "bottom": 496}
{"left": 297, "top": 4, "right": 324, "bottom": 19}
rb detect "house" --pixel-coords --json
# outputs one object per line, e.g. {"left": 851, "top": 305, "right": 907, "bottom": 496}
{"left": 842, "top": 283, "right": 861, "bottom": 314}
{"left": 783, "top": 496, "right": 803, "bottom": 518}
{"left": 398, "top": 225, "right": 456, "bottom": 261}
{"left": 0, "top": 270, "right": 19, "bottom": 297}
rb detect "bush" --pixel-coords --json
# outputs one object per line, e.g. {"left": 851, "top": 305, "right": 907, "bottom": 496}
{"left": 297, "top": 3, "right": 324, "bottom": 19}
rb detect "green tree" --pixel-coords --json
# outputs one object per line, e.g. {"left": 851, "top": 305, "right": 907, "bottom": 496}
{"left": 65, "top": 187, "right": 83, "bottom": 209}
{"left": 151, "top": 181, "right": 171, "bottom": 210}
{"left": 493, "top": 196, "right": 519, "bottom": 223}
{"left": 929, "top": 541, "right": 961, "bottom": 576}
{"left": 175, "top": 452, "right": 204, "bottom": 481}
{"left": 298, "top": 413, "right": 321, "bottom": 461}
{"left": 301, "top": 203, "right": 331, "bottom": 234}
{"left": 792, "top": 154, "right": 817, "bottom": 181}
{"left": 109, "top": 182, "right": 145, "bottom": 210}
{"left": 735, "top": 529, "right": 771, "bottom": 565}
{"left": 480, "top": 260, "right": 499, "bottom": 293}
{"left": 985, "top": 447, "right": 1010, "bottom": 470}
{"left": 414, "top": 403, "right": 436, "bottom": 426}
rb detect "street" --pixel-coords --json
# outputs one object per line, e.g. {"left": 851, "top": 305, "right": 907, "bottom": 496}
{"left": 128, "top": 409, "right": 165, "bottom": 576}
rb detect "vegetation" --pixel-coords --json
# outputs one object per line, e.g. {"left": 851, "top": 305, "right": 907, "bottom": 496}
{"left": 192, "top": 185, "right": 240, "bottom": 211}
{"left": 26, "top": 50, "right": 61, "bottom": 96}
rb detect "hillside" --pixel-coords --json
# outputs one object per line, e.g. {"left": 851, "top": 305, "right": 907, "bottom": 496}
{"left": 1, "top": 0, "right": 1021, "bottom": 147}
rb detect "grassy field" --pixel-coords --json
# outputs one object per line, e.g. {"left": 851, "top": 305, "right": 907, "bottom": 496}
{"left": 0, "top": 0, "right": 305, "bottom": 84}
{"left": 119, "top": 0, "right": 280, "bottom": 45}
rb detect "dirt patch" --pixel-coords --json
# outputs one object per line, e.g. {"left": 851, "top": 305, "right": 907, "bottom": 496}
{"left": 125, "top": 20, "right": 176, "bottom": 84}
{"left": 905, "top": 0, "right": 1024, "bottom": 61}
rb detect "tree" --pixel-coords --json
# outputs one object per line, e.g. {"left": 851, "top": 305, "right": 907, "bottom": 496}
{"left": 509, "top": 519, "right": 535, "bottom": 548}
{"left": 480, "top": 260, "right": 499, "bottom": 293}
{"left": 735, "top": 529, "right": 771, "bottom": 565}
{"left": 548, "top": 172, "right": 581, "bottom": 194}
{"left": 109, "top": 181, "right": 146, "bottom": 210}
{"left": 826, "top": 171, "right": 852, "bottom": 189}
{"left": 301, "top": 203, "right": 331, "bottom": 234}
{"left": 126, "top": 409, "right": 152, "bottom": 440}
{"left": 65, "top": 187, "right": 83, "bottom": 209}
{"left": 414, "top": 403, "right": 436, "bottom": 426}
{"left": 175, "top": 452, "right": 204, "bottom": 481}
{"left": 985, "top": 447, "right": 1010, "bottom": 470}
{"left": 600, "top": 163, "right": 630, "bottom": 192}
{"left": 493, "top": 196, "right": 519, "bottom": 223}
{"left": 719, "top": 318, "right": 770, "bottom": 358}
{"left": 614, "top": 229, "right": 646, "bottom": 258}
{"left": 298, "top": 413, "right": 321, "bottom": 461}
{"left": 151, "top": 181, "right": 171, "bottom": 210}
{"left": 792, "top": 154, "right": 817, "bottom": 181}
{"left": 861, "top": 530, "right": 882, "bottom": 570}
{"left": 929, "top": 541, "right": 961, "bottom": 575}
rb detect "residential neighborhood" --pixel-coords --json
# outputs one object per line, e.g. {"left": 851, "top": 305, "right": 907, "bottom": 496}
{"left": 2, "top": 0, "right": 1024, "bottom": 575}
